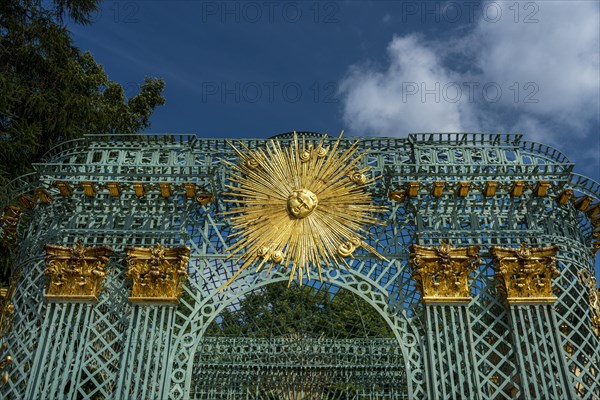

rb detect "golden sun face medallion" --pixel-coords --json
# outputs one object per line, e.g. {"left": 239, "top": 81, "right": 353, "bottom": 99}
{"left": 287, "top": 189, "right": 318, "bottom": 219}
{"left": 222, "top": 131, "right": 388, "bottom": 289}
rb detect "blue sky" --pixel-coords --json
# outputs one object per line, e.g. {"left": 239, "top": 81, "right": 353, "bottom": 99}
{"left": 69, "top": 1, "right": 599, "bottom": 175}
{"left": 68, "top": 0, "right": 600, "bottom": 274}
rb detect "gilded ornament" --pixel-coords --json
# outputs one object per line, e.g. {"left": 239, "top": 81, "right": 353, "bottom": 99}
{"left": 349, "top": 237, "right": 362, "bottom": 247}
{"left": 35, "top": 188, "right": 54, "bottom": 204}
{"left": 245, "top": 158, "right": 259, "bottom": 170}
{"left": 483, "top": 181, "right": 498, "bottom": 197}
{"left": 17, "top": 194, "right": 35, "bottom": 209}
{"left": 490, "top": 242, "right": 559, "bottom": 304}
{"left": 337, "top": 242, "right": 356, "bottom": 258}
{"left": 44, "top": 241, "right": 112, "bottom": 303}
{"left": 556, "top": 189, "right": 573, "bottom": 205}
{"left": 299, "top": 149, "right": 311, "bottom": 162}
{"left": 159, "top": 183, "right": 172, "bottom": 198}
{"left": 81, "top": 181, "right": 96, "bottom": 197}
{"left": 510, "top": 180, "right": 525, "bottom": 196}
{"left": 574, "top": 195, "right": 592, "bottom": 211}
{"left": 455, "top": 181, "right": 471, "bottom": 197}
{"left": 0, "top": 353, "right": 11, "bottom": 385}
{"left": 431, "top": 181, "right": 445, "bottom": 197}
{"left": 388, "top": 190, "right": 406, "bottom": 202}
{"left": 107, "top": 182, "right": 121, "bottom": 197}
{"left": 586, "top": 203, "right": 600, "bottom": 219}
{"left": 406, "top": 182, "right": 420, "bottom": 197}
{"left": 257, "top": 246, "right": 270, "bottom": 258}
{"left": 132, "top": 183, "right": 145, "bottom": 197}
{"left": 315, "top": 146, "right": 328, "bottom": 158}
{"left": 184, "top": 183, "right": 197, "bottom": 198}
{"left": 409, "top": 242, "right": 481, "bottom": 303}
{"left": 222, "top": 131, "right": 387, "bottom": 288}
{"left": 287, "top": 189, "right": 318, "bottom": 219}
{"left": 55, "top": 181, "right": 73, "bottom": 197}
{"left": 350, "top": 171, "right": 368, "bottom": 186}
{"left": 0, "top": 284, "right": 15, "bottom": 385}
{"left": 125, "top": 243, "right": 190, "bottom": 304}
{"left": 533, "top": 181, "right": 550, "bottom": 197}
{"left": 1, "top": 206, "right": 22, "bottom": 246}
{"left": 196, "top": 193, "right": 214, "bottom": 205}
{"left": 577, "top": 269, "right": 600, "bottom": 333}
{"left": 0, "top": 285, "right": 15, "bottom": 340}
{"left": 271, "top": 251, "right": 284, "bottom": 264}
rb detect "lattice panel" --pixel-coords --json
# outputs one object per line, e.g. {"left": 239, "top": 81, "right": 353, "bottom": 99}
{"left": 553, "top": 245, "right": 600, "bottom": 399}
{"left": 0, "top": 258, "right": 46, "bottom": 397}
{"left": 469, "top": 259, "right": 519, "bottom": 400}
{"left": 424, "top": 304, "right": 482, "bottom": 400}
{"left": 507, "top": 304, "right": 574, "bottom": 399}
{"left": 114, "top": 306, "right": 175, "bottom": 399}
{"left": 191, "top": 337, "right": 408, "bottom": 399}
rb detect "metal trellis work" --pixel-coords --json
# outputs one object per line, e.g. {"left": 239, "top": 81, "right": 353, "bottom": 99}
{"left": 0, "top": 132, "right": 598, "bottom": 400}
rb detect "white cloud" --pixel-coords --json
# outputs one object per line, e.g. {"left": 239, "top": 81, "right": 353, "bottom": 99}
{"left": 471, "top": 1, "right": 599, "bottom": 125}
{"left": 338, "top": 1, "right": 599, "bottom": 147}
{"left": 338, "top": 35, "right": 477, "bottom": 136}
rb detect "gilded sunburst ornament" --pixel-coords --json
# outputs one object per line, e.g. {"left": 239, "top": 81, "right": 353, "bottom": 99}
{"left": 222, "top": 132, "right": 388, "bottom": 289}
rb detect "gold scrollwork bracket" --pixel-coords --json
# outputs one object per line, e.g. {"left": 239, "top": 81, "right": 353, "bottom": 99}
{"left": 491, "top": 242, "right": 559, "bottom": 305}
{"left": 409, "top": 241, "right": 481, "bottom": 304}
{"left": 44, "top": 241, "right": 112, "bottom": 303}
{"left": 125, "top": 243, "right": 190, "bottom": 305}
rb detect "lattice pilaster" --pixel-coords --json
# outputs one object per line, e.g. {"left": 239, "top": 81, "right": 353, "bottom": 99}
{"left": 423, "top": 304, "right": 483, "bottom": 400}
{"left": 506, "top": 304, "right": 576, "bottom": 399}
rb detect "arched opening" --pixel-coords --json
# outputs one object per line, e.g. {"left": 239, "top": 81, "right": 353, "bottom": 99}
{"left": 188, "top": 280, "right": 409, "bottom": 399}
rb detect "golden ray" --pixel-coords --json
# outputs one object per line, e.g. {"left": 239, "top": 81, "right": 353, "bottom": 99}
{"left": 221, "top": 132, "right": 388, "bottom": 290}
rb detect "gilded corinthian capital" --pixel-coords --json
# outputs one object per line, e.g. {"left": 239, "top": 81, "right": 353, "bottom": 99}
{"left": 125, "top": 244, "right": 190, "bottom": 305}
{"left": 44, "top": 241, "right": 112, "bottom": 303}
{"left": 409, "top": 242, "right": 481, "bottom": 303}
{"left": 491, "top": 242, "right": 559, "bottom": 304}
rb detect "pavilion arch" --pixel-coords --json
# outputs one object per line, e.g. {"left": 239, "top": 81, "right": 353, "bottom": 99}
{"left": 166, "top": 265, "right": 426, "bottom": 399}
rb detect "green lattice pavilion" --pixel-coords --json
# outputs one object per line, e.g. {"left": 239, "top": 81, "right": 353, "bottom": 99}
{"left": 0, "top": 132, "right": 599, "bottom": 399}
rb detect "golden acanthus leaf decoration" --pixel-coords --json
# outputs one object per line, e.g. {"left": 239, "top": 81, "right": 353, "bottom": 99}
{"left": 409, "top": 242, "right": 481, "bottom": 303}
{"left": 222, "top": 131, "right": 388, "bottom": 288}
{"left": 490, "top": 242, "right": 559, "bottom": 304}
{"left": 125, "top": 243, "right": 190, "bottom": 304}
{"left": 44, "top": 241, "right": 112, "bottom": 303}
